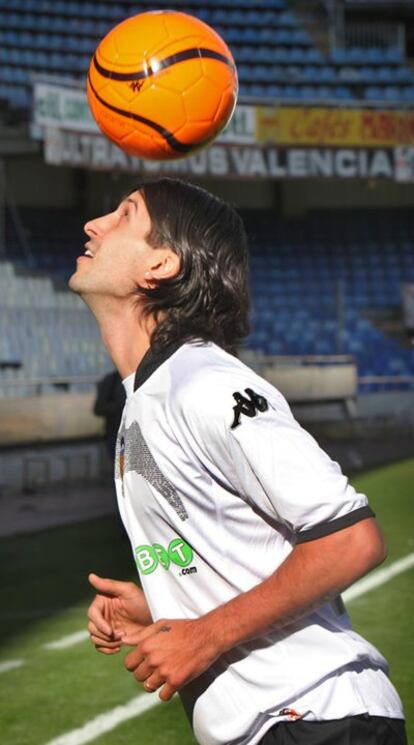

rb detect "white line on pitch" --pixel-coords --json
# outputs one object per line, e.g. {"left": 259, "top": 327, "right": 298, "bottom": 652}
{"left": 43, "top": 630, "right": 89, "bottom": 650}
{"left": 43, "top": 693, "right": 161, "bottom": 745}
{"left": 344, "top": 551, "right": 414, "bottom": 602}
{"left": 0, "top": 659, "right": 24, "bottom": 673}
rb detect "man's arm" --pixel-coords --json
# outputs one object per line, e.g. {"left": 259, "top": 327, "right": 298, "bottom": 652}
{"left": 124, "top": 517, "right": 386, "bottom": 699}
{"left": 203, "top": 516, "right": 385, "bottom": 648}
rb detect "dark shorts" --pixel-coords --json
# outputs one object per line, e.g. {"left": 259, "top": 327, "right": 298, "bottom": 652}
{"left": 259, "top": 715, "right": 407, "bottom": 745}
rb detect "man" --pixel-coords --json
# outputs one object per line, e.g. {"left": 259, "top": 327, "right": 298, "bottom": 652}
{"left": 70, "top": 178, "right": 406, "bottom": 745}
{"left": 93, "top": 369, "right": 126, "bottom": 459}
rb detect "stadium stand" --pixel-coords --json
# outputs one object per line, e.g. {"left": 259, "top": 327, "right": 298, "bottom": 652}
{"left": 245, "top": 207, "right": 414, "bottom": 391}
{"left": 3, "top": 203, "right": 414, "bottom": 394}
{"left": 0, "top": 0, "right": 413, "bottom": 111}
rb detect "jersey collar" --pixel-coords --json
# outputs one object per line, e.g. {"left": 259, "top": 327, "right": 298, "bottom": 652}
{"left": 134, "top": 341, "right": 183, "bottom": 392}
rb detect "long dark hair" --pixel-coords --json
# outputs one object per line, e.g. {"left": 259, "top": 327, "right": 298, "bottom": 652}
{"left": 133, "top": 178, "right": 250, "bottom": 355}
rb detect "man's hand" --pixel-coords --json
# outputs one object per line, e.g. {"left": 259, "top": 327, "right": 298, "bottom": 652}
{"left": 123, "top": 617, "right": 220, "bottom": 701}
{"left": 87, "top": 573, "right": 152, "bottom": 655}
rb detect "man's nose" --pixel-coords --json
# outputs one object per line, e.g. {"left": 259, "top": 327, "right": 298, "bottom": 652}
{"left": 84, "top": 209, "right": 118, "bottom": 239}
{"left": 84, "top": 216, "right": 102, "bottom": 239}
{"left": 83, "top": 220, "right": 96, "bottom": 238}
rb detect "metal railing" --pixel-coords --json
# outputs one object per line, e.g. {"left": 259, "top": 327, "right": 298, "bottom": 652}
{"left": 0, "top": 368, "right": 413, "bottom": 397}
{"left": 359, "top": 375, "right": 414, "bottom": 385}
{"left": 343, "top": 22, "right": 405, "bottom": 52}
{"left": 249, "top": 354, "right": 354, "bottom": 366}
{"left": 0, "top": 375, "right": 101, "bottom": 396}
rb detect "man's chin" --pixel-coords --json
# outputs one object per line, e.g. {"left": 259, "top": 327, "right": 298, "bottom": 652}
{"left": 68, "top": 272, "right": 80, "bottom": 293}
{"left": 68, "top": 271, "right": 90, "bottom": 300}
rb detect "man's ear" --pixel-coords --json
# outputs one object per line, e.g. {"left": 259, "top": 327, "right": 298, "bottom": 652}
{"left": 145, "top": 249, "right": 180, "bottom": 283}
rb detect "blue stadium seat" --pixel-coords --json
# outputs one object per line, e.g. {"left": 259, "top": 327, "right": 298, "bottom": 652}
{"left": 384, "top": 47, "right": 403, "bottom": 63}
{"left": 334, "top": 85, "right": 354, "bottom": 100}
{"left": 364, "top": 86, "right": 382, "bottom": 101}
{"left": 395, "top": 67, "right": 414, "bottom": 82}
{"left": 274, "top": 29, "right": 293, "bottom": 44}
{"left": 287, "top": 47, "right": 309, "bottom": 64}
{"left": 239, "top": 28, "right": 258, "bottom": 44}
{"left": 315, "top": 85, "right": 333, "bottom": 100}
{"left": 255, "top": 47, "right": 276, "bottom": 63}
{"left": 266, "top": 83, "right": 282, "bottom": 97}
{"left": 283, "top": 84, "right": 300, "bottom": 98}
{"left": 364, "top": 48, "right": 384, "bottom": 65}
{"left": 331, "top": 48, "right": 347, "bottom": 65}
{"left": 359, "top": 66, "right": 378, "bottom": 83}
{"left": 319, "top": 66, "right": 337, "bottom": 82}
{"left": 278, "top": 11, "right": 295, "bottom": 27}
{"left": 305, "top": 47, "right": 323, "bottom": 64}
{"left": 377, "top": 66, "right": 396, "bottom": 83}
{"left": 383, "top": 85, "right": 403, "bottom": 101}
{"left": 291, "top": 28, "right": 310, "bottom": 45}
{"left": 403, "top": 86, "right": 414, "bottom": 101}
{"left": 249, "top": 83, "right": 267, "bottom": 97}
{"left": 301, "top": 85, "right": 318, "bottom": 100}
{"left": 251, "top": 65, "right": 267, "bottom": 81}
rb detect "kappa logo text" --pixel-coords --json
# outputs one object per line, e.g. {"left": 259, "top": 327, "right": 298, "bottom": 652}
{"left": 135, "top": 538, "right": 196, "bottom": 576}
{"left": 231, "top": 388, "right": 269, "bottom": 429}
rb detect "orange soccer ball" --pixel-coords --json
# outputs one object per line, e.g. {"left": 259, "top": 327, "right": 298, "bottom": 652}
{"left": 87, "top": 10, "right": 238, "bottom": 161}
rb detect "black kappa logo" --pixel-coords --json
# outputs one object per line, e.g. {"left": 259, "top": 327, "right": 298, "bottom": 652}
{"left": 231, "top": 388, "right": 269, "bottom": 429}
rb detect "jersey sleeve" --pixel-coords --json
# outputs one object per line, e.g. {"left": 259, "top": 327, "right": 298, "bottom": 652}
{"left": 228, "top": 404, "right": 374, "bottom": 542}
{"left": 177, "top": 368, "right": 373, "bottom": 543}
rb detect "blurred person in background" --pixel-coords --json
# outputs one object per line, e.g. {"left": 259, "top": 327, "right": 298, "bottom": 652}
{"left": 93, "top": 369, "right": 126, "bottom": 459}
{"left": 69, "top": 178, "right": 406, "bottom": 745}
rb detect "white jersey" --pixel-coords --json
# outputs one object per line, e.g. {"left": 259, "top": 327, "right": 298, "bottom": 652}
{"left": 115, "top": 341, "right": 403, "bottom": 745}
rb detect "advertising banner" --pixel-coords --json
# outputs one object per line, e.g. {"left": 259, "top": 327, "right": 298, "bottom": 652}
{"left": 33, "top": 81, "right": 97, "bottom": 133}
{"left": 256, "top": 107, "right": 414, "bottom": 147}
{"left": 33, "top": 80, "right": 414, "bottom": 146}
{"left": 34, "top": 81, "right": 414, "bottom": 180}
{"left": 44, "top": 127, "right": 399, "bottom": 180}
{"left": 394, "top": 146, "right": 414, "bottom": 181}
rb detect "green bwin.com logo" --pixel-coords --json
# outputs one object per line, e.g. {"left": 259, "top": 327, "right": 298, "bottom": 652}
{"left": 135, "top": 539, "right": 193, "bottom": 576}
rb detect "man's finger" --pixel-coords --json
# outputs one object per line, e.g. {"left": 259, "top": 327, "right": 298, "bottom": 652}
{"left": 87, "top": 603, "right": 115, "bottom": 638}
{"left": 90, "top": 633, "right": 123, "bottom": 649}
{"left": 95, "top": 644, "right": 121, "bottom": 655}
{"left": 120, "top": 633, "right": 145, "bottom": 646}
{"left": 88, "top": 620, "right": 116, "bottom": 643}
{"left": 159, "top": 682, "right": 176, "bottom": 702}
{"left": 142, "top": 673, "right": 162, "bottom": 693}
{"left": 132, "top": 656, "right": 154, "bottom": 682}
{"left": 121, "top": 619, "right": 161, "bottom": 647}
{"left": 124, "top": 647, "right": 146, "bottom": 671}
{"left": 88, "top": 573, "right": 136, "bottom": 598}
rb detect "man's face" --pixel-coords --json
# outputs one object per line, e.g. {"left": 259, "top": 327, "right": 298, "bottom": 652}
{"left": 69, "top": 190, "right": 159, "bottom": 301}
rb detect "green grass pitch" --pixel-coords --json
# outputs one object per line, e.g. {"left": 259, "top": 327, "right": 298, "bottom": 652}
{"left": 0, "top": 458, "right": 412, "bottom": 745}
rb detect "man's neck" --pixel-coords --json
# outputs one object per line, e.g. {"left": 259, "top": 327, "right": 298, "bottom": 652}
{"left": 87, "top": 298, "right": 155, "bottom": 380}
